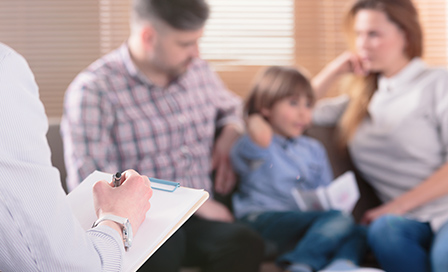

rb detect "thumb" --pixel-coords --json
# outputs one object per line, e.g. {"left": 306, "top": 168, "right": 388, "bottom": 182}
{"left": 93, "top": 179, "right": 113, "bottom": 194}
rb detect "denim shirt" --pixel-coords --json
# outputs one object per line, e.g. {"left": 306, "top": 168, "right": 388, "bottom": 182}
{"left": 231, "top": 134, "right": 333, "bottom": 219}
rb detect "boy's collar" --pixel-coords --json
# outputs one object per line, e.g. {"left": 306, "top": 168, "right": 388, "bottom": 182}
{"left": 273, "top": 134, "right": 300, "bottom": 148}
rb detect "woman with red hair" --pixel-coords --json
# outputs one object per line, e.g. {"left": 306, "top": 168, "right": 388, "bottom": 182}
{"left": 312, "top": 0, "right": 448, "bottom": 271}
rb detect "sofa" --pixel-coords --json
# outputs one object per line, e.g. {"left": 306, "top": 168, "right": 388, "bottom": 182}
{"left": 47, "top": 118, "right": 68, "bottom": 193}
{"left": 306, "top": 126, "right": 382, "bottom": 222}
{"left": 46, "top": 120, "right": 381, "bottom": 271}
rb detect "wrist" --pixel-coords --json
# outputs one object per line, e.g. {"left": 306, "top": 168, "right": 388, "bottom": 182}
{"left": 388, "top": 199, "right": 408, "bottom": 215}
{"left": 96, "top": 220, "right": 123, "bottom": 236}
{"left": 222, "top": 124, "right": 242, "bottom": 140}
{"left": 92, "top": 214, "right": 133, "bottom": 250}
{"left": 325, "top": 62, "right": 345, "bottom": 78}
{"left": 217, "top": 125, "right": 242, "bottom": 150}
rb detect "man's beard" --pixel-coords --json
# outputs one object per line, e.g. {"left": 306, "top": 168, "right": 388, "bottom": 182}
{"left": 167, "top": 58, "right": 193, "bottom": 80}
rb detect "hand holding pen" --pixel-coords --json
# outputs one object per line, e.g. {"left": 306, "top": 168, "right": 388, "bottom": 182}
{"left": 93, "top": 170, "right": 153, "bottom": 234}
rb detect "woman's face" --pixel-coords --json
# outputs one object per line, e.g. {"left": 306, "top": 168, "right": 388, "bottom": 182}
{"left": 354, "top": 9, "right": 410, "bottom": 77}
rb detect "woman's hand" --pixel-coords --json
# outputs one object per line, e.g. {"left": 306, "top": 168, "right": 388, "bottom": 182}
{"left": 246, "top": 114, "right": 273, "bottom": 148}
{"left": 330, "top": 51, "right": 367, "bottom": 77}
{"left": 362, "top": 163, "right": 448, "bottom": 225}
{"left": 312, "top": 51, "right": 368, "bottom": 99}
{"left": 361, "top": 201, "right": 404, "bottom": 225}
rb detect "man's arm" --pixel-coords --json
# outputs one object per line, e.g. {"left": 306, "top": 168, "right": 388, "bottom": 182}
{"left": 0, "top": 44, "right": 135, "bottom": 271}
{"left": 61, "top": 73, "right": 119, "bottom": 191}
{"left": 212, "top": 124, "right": 242, "bottom": 194}
{"left": 205, "top": 66, "right": 245, "bottom": 195}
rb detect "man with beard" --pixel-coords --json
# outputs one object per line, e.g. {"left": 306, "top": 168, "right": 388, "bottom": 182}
{"left": 61, "top": 0, "right": 264, "bottom": 271}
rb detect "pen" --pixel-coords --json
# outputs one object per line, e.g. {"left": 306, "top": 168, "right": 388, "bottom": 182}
{"left": 113, "top": 172, "right": 122, "bottom": 187}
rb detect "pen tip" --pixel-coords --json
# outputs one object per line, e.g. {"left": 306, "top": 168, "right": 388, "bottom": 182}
{"left": 115, "top": 172, "right": 121, "bottom": 178}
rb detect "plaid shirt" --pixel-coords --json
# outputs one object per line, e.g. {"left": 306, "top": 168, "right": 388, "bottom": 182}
{"left": 61, "top": 43, "right": 243, "bottom": 193}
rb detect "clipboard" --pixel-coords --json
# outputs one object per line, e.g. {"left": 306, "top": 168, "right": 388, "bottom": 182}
{"left": 150, "top": 177, "right": 180, "bottom": 192}
{"left": 66, "top": 171, "right": 209, "bottom": 272}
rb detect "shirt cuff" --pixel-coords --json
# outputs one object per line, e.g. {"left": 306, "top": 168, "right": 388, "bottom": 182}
{"left": 88, "top": 224, "right": 125, "bottom": 254}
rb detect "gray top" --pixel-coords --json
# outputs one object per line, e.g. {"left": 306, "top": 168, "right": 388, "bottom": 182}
{"left": 313, "top": 58, "right": 448, "bottom": 231}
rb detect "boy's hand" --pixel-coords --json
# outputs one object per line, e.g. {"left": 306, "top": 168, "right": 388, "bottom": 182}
{"left": 247, "top": 114, "right": 273, "bottom": 148}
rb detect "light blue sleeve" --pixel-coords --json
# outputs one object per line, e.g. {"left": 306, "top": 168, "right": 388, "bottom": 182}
{"left": 230, "top": 134, "right": 270, "bottom": 176}
{"left": 314, "top": 140, "right": 334, "bottom": 187}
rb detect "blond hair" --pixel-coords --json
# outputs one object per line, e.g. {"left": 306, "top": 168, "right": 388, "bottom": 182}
{"left": 245, "top": 66, "right": 314, "bottom": 116}
{"left": 339, "top": 0, "right": 422, "bottom": 145}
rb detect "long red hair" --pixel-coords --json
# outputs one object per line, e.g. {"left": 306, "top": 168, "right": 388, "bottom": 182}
{"left": 338, "top": 0, "right": 422, "bottom": 145}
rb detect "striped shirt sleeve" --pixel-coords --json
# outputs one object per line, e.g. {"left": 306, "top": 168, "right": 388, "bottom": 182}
{"left": 0, "top": 43, "right": 124, "bottom": 272}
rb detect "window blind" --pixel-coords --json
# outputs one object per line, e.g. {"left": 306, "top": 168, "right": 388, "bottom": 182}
{"left": 294, "top": 1, "right": 349, "bottom": 97}
{"left": 99, "top": 0, "right": 131, "bottom": 55}
{"left": 414, "top": 0, "right": 448, "bottom": 67}
{"left": 200, "top": 0, "right": 295, "bottom": 97}
{"left": 0, "top": 0, "right": 102, "bottom": 118}
{"left": 0, "top": 0, "right": 447, "bottom": 117}
{"left": 201, "top": 0, "right": 295, "bottom": 66}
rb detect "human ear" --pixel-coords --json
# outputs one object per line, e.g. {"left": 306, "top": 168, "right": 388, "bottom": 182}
{"left": 260, "top": 107, "right": 271, "bottom": 118}
{"left": 141, "top": 25, "right": 156, "bottom": 51}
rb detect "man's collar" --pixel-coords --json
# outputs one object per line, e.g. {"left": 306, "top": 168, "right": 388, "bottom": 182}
{"left": 119, "top": 42, "right": 157, "bottom": 88}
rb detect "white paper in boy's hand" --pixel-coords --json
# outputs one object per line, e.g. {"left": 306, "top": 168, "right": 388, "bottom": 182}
{"left": 292, "top": 171, "right": 360, "bottom": 213}
{"left": 292, "top": 187, "right": 331, "bottom": 211}
{"left": 326, "top": 171, "right": 360, "bottom": 213}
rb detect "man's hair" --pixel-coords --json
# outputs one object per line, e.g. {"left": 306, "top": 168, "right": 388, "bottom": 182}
{"left": 132, "top": 0, "right": 210, "bottom": 30}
